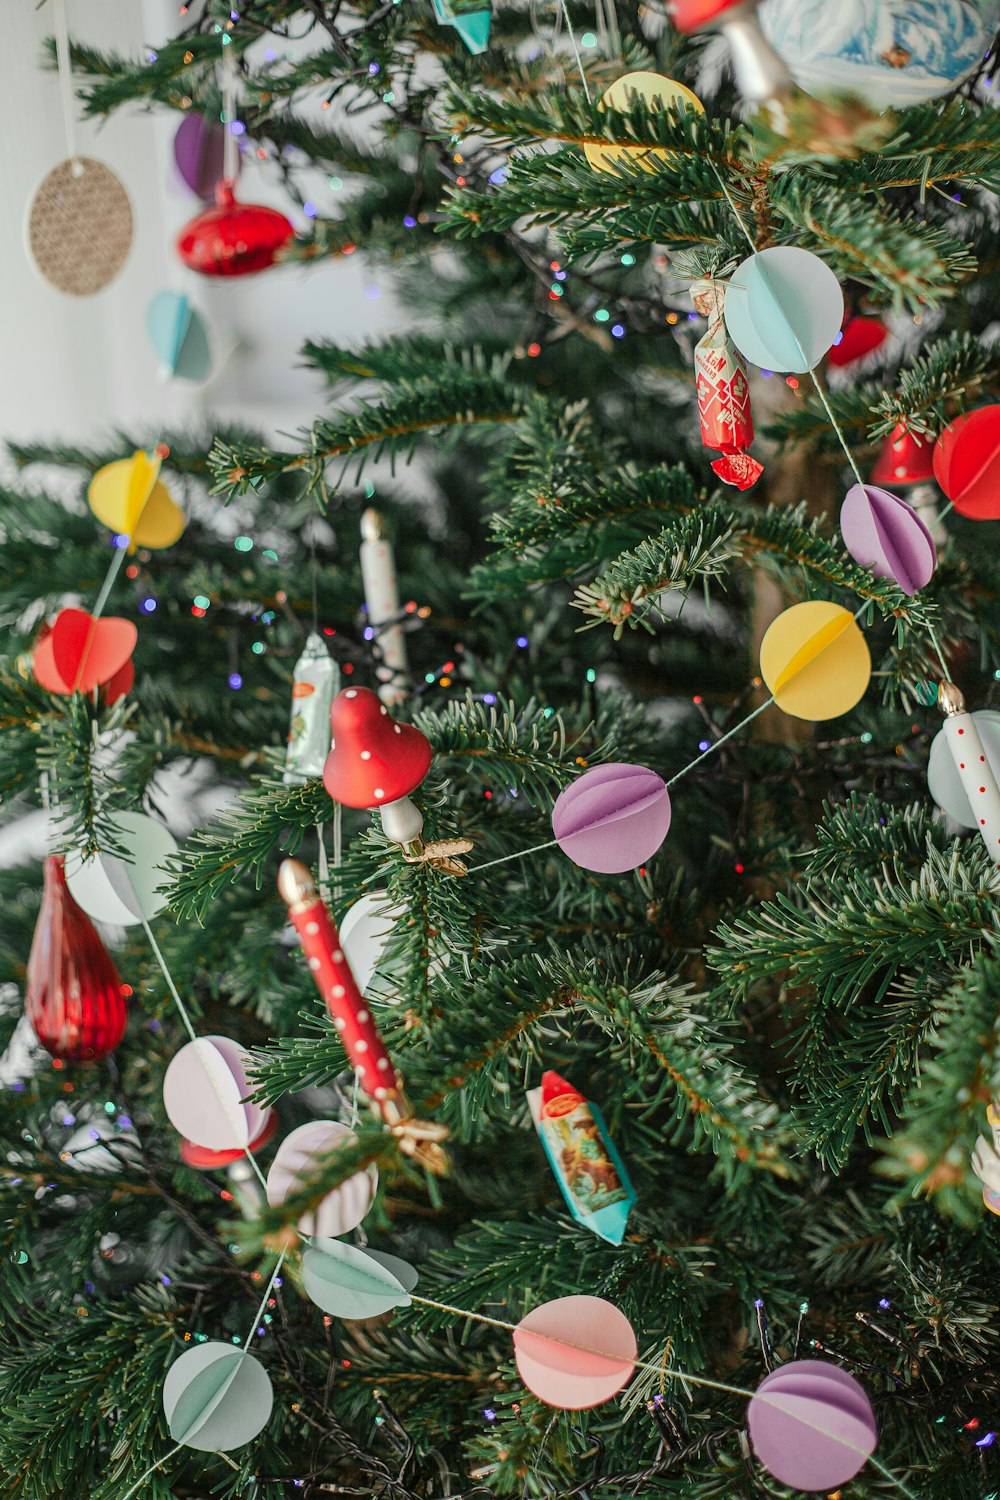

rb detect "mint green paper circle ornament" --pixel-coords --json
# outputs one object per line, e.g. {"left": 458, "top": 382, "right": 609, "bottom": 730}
{"left": 302, "top": 1236, "right": 416, "bottom": 1320}
{"left": 724, "top": 247, "right": 844, "bottom": 373}
{"left": 146, "top": 290, "right": 211, "bottom": 381}
{"left": 162, "top": 1341, "right": 273, "bottom": 1452}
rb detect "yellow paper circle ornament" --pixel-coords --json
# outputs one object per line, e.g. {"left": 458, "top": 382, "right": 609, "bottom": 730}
{"left": 584, "top": 71, "right": 704, "bottom": 174}
{"left": 88, "top": 450, "right": 185, "bottom": 551}
{"left": 759, "top": 601, "right": 870, "bottom": 722}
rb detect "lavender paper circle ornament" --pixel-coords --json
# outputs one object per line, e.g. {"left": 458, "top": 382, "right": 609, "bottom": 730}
{"left": 174, "top": 112, "right": 230, "bottom": 200}
{"left": 840, "top": 483, "right": 936, "bottom": 597}
{"left": 552, "top": 764, "right": 671, "bottom": 874}
{"left": 746, "top": 1359, "right": 878, "bottom": 1492}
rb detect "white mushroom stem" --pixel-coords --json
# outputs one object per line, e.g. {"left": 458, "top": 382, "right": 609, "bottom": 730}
{"left": 380, "top": 794, "right": 424, "bottom": 853}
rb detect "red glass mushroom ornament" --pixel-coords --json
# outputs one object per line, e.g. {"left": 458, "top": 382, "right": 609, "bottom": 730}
{"left": 871, "top": 422, "right": 936, "bottom": 488}
{"left": 323, "top": 687, "right": 432, "bottom": 848}
{"left": 25, "top": 855, "right": 128, "bottom": 1062}
{"left": 177, "top": 180, "right": 294, "bottom": 278}
{"left": 667, "top": 0, "right": 791, "bottom": 109}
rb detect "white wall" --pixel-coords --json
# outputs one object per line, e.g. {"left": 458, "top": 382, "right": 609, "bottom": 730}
{"left": 2, "top": 0, "right": 399, "bottom": 443}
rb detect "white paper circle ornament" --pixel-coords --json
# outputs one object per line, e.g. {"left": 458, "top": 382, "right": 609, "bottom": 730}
{"left": 340, "top": 892, "right": 399, "bottom": 996}
{"left": 724, "top": 248, "right": 844, "bottom": 374}
{"left": 928, "top": 710, "right": 1000, "bottom": 829}
{"left": 65, "top": 812, "right": 178, "bottom": 927}
{"left": 163, "top": 1036, "right": 268, "bottom": 1152}
{"left": 266, "top": 1121, "right": 377, "bottom": 1238}
{"left": 162, "top": 1342, "right": 273, "bottom": 1452}
{"left": 26, "top": 158, "right": 133, "bottom": 296}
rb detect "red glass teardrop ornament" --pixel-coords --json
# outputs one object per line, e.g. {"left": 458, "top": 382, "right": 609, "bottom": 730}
{"left": 25, "top": 856, "right": 127, "bottom": 1062}
{"left": 176, "top": 180, "right": 294, "bottom": 278}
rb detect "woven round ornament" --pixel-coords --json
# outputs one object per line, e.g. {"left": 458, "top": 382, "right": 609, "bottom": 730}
{"left": 26, "top": 158, "right": 132, "bottom": 296}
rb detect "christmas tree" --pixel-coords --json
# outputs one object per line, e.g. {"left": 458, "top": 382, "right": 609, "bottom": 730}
{"left": 4, "top": 1, "right": 1000, "bottom": 1495}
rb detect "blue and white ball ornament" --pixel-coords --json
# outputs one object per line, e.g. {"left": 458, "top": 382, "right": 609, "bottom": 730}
{"left": 758, "top": 0, "right": 996, "bottom": 109}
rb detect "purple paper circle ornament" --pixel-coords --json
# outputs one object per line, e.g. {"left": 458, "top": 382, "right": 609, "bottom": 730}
{"left": 840, "top": 483, "right": 936, "bottom": 597}
{"left": 551, "top": 763, "right": 671, "bottom": 874}
{"left": 174, "top": 112, "right": 232, "bottom": 200}
{"left": 746, "top": 1359, "right": 878, "bottom": 1492}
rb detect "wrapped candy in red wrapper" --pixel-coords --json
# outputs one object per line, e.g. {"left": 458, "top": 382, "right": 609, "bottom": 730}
{"left": 691, "top": 280, "right": 763, "bottom": 491}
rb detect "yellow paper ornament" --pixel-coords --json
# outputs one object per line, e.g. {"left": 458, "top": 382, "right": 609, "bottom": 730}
{"left": 88, "top": 449, "right": 185, "bottom": 551}
{"left": 583, "top": 71, "right": 704, "bottom": 174}
{"left": 759, "top": 601, "right": 870, "bottom": 722}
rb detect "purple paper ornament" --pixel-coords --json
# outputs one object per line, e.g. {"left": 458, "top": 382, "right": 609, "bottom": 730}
{"left": 174, "top": 112, "right": 230, "bottom": 200}
{"left": 551, "top": 763, "right": 670, "bottom": 874}
{"left": 746, "top": 1359, "right": 878, "bottom": 1493}
{"left": 840, "top": 483, "right": 936, "bottom": 597}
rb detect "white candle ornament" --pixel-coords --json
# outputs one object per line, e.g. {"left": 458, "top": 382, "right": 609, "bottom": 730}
{"left": 360, "top": 509, "right": 409, "bottom": 705}
{"left": 929, "top": 682, "right": 1000, "bottom": 864}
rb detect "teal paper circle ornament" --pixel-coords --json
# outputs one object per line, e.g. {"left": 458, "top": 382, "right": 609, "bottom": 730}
{"left": 146, "top": 290, "right": 211, "bottom": 381}
{"left": 302, "top": 1236, "right": 417, "bottom": 1320}
{"left": 724, "top": 248, "right": 844, "bottom": 374}
{"left": 162, "top": 1341, "right": 273, "bottom": 1451}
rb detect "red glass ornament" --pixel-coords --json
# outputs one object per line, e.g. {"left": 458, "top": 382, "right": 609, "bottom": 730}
{"left": 828, "top": 315, "right": 888, "bottom": 370}
{"left": 176, "top": 180, "right": 294, "bottom": 278}
{"left": 872, "top": 422, "right": 936, "bottom": 487}
{"left": 323, "top": 686, "right": 432, "bottom": 808}
{"left": 668, "top": 0, "right": 748, "bottom": 31}
{"left": 25, "top": 856, "right": 127, "bottom": 1062}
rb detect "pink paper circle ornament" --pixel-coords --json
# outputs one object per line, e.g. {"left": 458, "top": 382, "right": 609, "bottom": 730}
{"left": 163, "top": 1035, "right": 270, "bottom": 1151}
{"left": 839, "top": 483, "right": 936, "bottom": 597}
{"left": 746, "top": 1359, "right": 878, "bottom": 1492}
{"left": 266, "top": 1120, "right": 377, "bottom": 1238}
{"left": 551, "top": 764, "right": 670, "bottom": 874}
{"left": 513, "top": 1295, "right": 637, "bottom": 1409}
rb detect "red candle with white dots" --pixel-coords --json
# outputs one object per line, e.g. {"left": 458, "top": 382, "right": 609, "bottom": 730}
{"left": 278, "top": 859, "right": 401, "bottom": 1108}
{"left": 938, "top": 681, "right": 1000, "bottom": 864}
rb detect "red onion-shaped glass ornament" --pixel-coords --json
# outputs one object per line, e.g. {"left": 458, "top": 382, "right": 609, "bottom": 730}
{"left": 176, "top": 180, "right": 294, "bottom": 278}
{"left": 25, "top": 856, "right": 128, "bottom": 1062}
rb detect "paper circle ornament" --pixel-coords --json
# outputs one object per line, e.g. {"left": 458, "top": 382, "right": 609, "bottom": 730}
{"left": 33, "top": 609, "right": 137, "bottom": 697}
{"left": 759, "top": 601, "right": 870, "bottom": 722}
{"left": 340, "top": 891, "right": 400, "bottom": 996}
{"left": 181, "top": 1109, "right": 277, "bottom": 1169}
{"left": 323, "top": 687, "right": 432, "bottom": 808}
{"left": 759, "top": 0, "right": 992, "bottom": 110}
{"left": 724, "top": 248, "right": 843, "bottom": 374}
{"left": 302, "top": 1236, "right": 416, "bottom": 1320}
{"left": 89, "top": 451, "right": 186, "bottom": 550}
{"left": 746, "top": 1359, "right": 878, "bottom": 1491}
{"left": 584, "top": 72, "right": 703, "bottom": 174}
{"left": 26, "top": 157, "right": 132, "bottom": 296}
{"left": 839, "top": 483, "right": 936, "bottom": 596}
{"left": 163, "top": 1035, "right": 268, "bottom": 1152}
{"left": 266, "top": 1121, "right": 377, "bottom": 1238}
{"left": 513, "top": 1295, "right": 637, "bottom": 1410}
{"left": 927, "top": 710, "right": 1000, "bottom": 828}
{"left": 552, "top": 764, "right": 670, "bottom": 874}
{"left": 146, "top": 291, "right": 211, "bottom": 382}
{"left": 177, "top": 181, "right": 294, "bottom": 278}
{"left": 65, "top": 811, "right": 178, "bottom": 927}
{"left": 163, "top": 1342, "right": 273, "bottom": 1452}
{"left": 932, "top": 406, "right": 1000, "bottom": 520}
{"left": 174, "top": 112, "right": 230, "bottom": 199}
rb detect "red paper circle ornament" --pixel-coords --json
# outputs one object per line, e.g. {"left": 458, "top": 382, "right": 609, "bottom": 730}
{"left": 177, "top": 181, "right": 294, "bottom": 277}
{"left": 932, "top": 405, "right": 1000, "bottom": 520}
{"left": 322, "top": 687, "right": 432, "bottom": 808}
